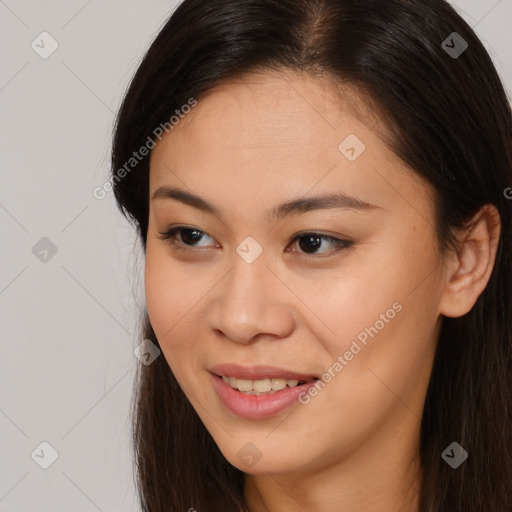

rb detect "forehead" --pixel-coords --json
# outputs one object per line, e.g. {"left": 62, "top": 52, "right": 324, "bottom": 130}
{"left": 168, "top": 69, "right": 382, "bottom": 150}
{"left": 148, "top": 70, "right": 433, "bottom": 225}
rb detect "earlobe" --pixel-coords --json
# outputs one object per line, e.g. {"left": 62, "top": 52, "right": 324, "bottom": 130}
{"left": 439, "top": 204, "right": 501, "bottom": 318}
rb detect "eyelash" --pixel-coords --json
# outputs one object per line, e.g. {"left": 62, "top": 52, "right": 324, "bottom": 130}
{"left": 156, "top": 225, "right": 353, "bottom": 258}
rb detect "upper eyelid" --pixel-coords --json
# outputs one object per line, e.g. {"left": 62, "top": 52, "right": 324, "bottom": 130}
{"left": 161, "top": 225, "right": 344, "bottom": 241}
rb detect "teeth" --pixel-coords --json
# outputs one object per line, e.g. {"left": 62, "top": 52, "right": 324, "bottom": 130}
{"left": 271, "top": 378, "right": 287, "bottom": 391}
{"left": 236, "top": 379, "right": 253, "bottom": 392}
{"left": 253, "top": 378, "right": 272, "bottom": 392}
{"left": 221, "top": 375, "right": 305, "bottom": 394}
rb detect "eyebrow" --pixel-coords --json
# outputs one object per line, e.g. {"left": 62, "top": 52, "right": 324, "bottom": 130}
{"left": 151, "top": 186, "right": 382, "bottom": 221}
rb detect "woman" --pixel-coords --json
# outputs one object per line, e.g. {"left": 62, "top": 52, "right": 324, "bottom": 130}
{"left": 111, "top": 0, "right": 512, "bottom": 510}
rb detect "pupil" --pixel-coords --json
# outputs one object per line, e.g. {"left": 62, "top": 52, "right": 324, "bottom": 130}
{"left": 182, "top": 229, "right": 202, "bottom": 244}
{"left": 299, "top": 235, "right": 321, "bottom": 253}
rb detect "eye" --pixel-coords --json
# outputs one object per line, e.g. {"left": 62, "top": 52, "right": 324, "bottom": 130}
{"left": 157, "top": 226, "right": 353, "bottom": 257}
{"left": 157, "top": 226, "right": 217, "bottom": 249}
{"left": 286, "top": 232, "right": 353, "bottom": 256}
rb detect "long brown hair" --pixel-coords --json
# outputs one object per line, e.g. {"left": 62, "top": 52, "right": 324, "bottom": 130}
{"left": 111, "top": 0, "right": 512, "bottom": 510}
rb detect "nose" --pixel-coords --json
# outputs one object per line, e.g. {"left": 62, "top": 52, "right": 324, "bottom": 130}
{"left": 209, "top": 254, "right": 295, "bottom": 344}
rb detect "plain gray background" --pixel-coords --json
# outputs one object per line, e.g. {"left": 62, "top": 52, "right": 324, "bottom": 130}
{"left": 0, "top": 1, "right": 511, "bottom": 510}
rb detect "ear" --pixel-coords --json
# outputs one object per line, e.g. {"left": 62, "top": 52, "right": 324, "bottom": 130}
{"left": 439, "top": 204, "right": 501, "bottom": 318}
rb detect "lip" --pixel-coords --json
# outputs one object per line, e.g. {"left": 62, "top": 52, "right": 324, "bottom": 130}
{"left": 209, "top": 363, "right": 318, "bottom": 381}
{"left": 209, "top": 365, "right": 320, "bottom": 419}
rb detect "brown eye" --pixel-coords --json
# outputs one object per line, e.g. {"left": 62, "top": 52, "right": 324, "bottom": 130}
{"left": 157, "top": 226, "right": 353, "bottom": 257}
{"left": 287, "top": 232, "right": 353, "bottom": 256}
{"left": 157, "top": 227, "right": 216, "bottom": 249}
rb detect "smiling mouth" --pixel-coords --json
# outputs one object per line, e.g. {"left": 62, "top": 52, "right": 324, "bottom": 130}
{"left": 217, "top": 375, "right": 319, "bottom": 395}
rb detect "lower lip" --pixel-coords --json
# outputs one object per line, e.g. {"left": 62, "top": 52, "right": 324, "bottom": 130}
{"left": 210, "top": 373, "right": 319, "bottom": 419}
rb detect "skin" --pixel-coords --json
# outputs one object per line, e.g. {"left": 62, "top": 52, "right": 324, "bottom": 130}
{"left": 144, "top": 69, "right": 501, "bottom": 511}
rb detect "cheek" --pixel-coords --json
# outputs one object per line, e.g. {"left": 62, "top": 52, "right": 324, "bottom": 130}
{"left": 144, "top": 246, "right": 175, "bottom": 332}
{"left": 312, "top": 236, "right": 439, "bottom": 382}
{"left": 304, "top": 265, "right": 404, "bottom": 359}
{"left": 144, "top": 242, "right": 197, "bottom": 330}
{"left": 144, "top": 246, "right": 209, "bottom": 394}
{"left": 144, "top": 244, "right": 200, "bottom": 358}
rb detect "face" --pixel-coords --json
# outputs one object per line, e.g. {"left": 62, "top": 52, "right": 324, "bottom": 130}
{"left": 145, "top": 70, "right": 446, "bottom": 477}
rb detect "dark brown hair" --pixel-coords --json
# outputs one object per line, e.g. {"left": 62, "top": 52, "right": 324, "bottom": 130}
{"left": 111, "top": 0, "right": 512, "bottom": 510}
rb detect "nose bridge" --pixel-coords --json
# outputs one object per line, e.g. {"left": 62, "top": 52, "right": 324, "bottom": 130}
{"left": 210, "top": 243, "right": 294, "bottom": 343}
{"left": 227, "top": 248, "right": 269, "bottom": 305}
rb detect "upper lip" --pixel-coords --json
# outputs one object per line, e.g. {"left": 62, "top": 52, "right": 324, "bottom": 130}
{"left": 209, "top": 363, "right": 318, "bottom": 381}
